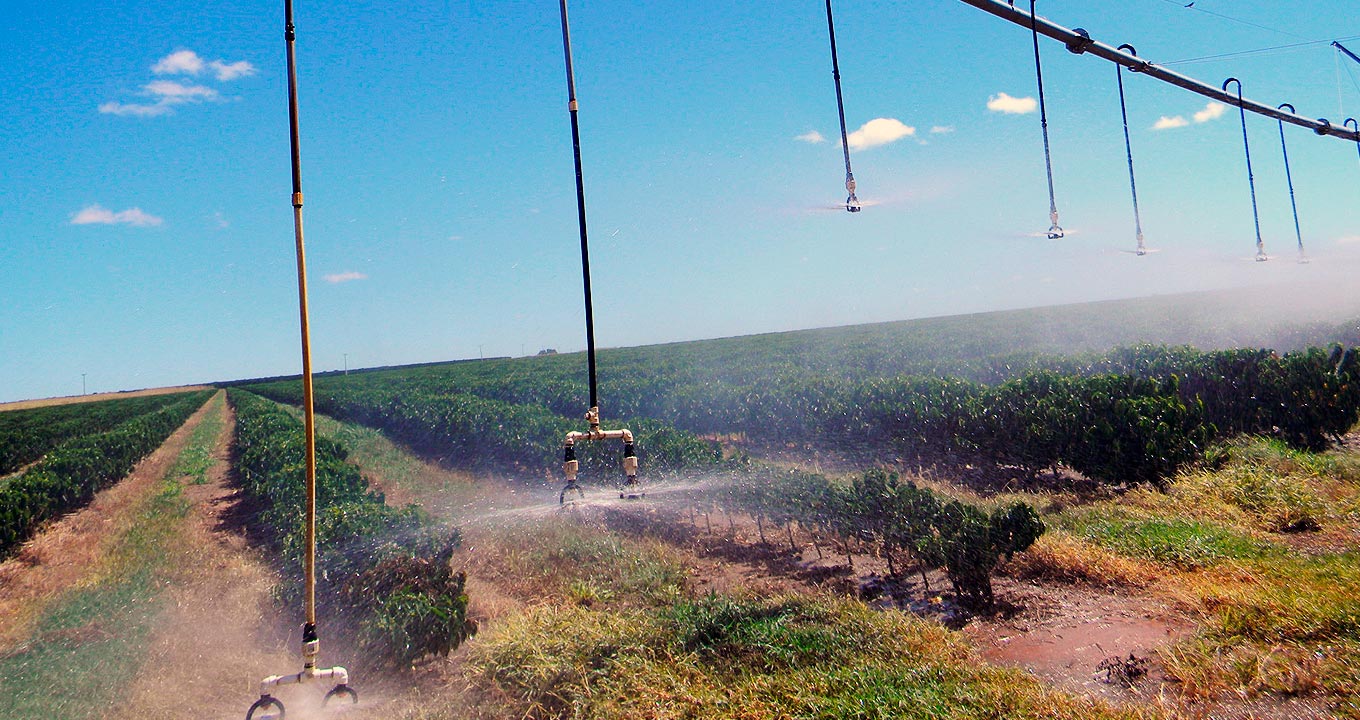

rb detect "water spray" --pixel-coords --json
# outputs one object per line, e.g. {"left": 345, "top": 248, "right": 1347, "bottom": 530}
{"left": 245, "top": 2, "right": 356, "bottom": 716}
{"left": 556, "top": 0, "right": 642, "bottom": 504}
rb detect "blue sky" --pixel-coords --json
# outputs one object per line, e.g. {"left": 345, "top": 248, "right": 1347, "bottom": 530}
{"left": 3, "top": 0, "right": 1360, "bottom": 402}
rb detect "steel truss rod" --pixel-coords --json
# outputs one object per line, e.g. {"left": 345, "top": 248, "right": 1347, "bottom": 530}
{"left": 1337, "top": 41, "right": 1360, "bottom": 67}
{"left": 960, "top": 0, "right": 1360, "bottom": 143}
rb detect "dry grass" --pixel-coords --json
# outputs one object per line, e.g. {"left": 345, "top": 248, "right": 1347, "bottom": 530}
{"left": 1001, "top": 531, "right": 1161, "bottom": 588}
{"left": 0, "top": 392, "right": 221, "bottom": 650}
{"left": 464, "top": 593, "right": 1150, "bottom": 720}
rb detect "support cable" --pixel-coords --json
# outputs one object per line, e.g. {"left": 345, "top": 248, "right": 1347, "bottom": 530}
{"left": 1223, "top": 78, "right": 1267, "bottom": 262}
{"left": 1276, "top": 103, "right": 1307, "bottom": 263}
{"left": 958, "top": 0, "right": 1360, "bottom": 143}
{"left": 825, "top": 0, "right": 861, "bottom": 212}
{"left": 1116, "top": 44, "right": 1146, "bottom": 255}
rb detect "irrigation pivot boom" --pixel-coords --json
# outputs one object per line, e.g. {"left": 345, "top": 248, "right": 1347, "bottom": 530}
{"left": 1336, "top": 41, "right": 1360, "bottom": 68}
{"left": 969, "top": 1, "right": 1360, "bottom": 143}
{"left": 557, "top": 0, "right": 641, "bottom": 504}
{"left": 245, "top": 2, "right": 356, "bottom": 717}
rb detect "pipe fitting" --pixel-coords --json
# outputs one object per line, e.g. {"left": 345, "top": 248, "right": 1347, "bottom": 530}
{"left": 1065, "top": 28, "right": 1092, "bottom": 55}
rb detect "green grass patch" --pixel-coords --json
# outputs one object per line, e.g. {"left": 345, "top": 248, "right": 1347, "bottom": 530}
{"left": 168, "top": 392, "right": 224, "bottom": 485}
{"left": 472, "top": 594, "right": 1143, "bottom": 720}
{"left": 0, "top": 474, "right": 190, "bottom": 719}
{"left": 1212, "top": 436, "right": 1360, "bottom": 485}
{"left": 1164, "top": 554, "right": 1360, "bottom": 707}
{"left": 1062, "top": 509, "right": 1277, "bottom": 569}
{"left": 477, "top": 519, "right": 688, "bottom": 607}
{"left": 307, "top": 409, "right": 480, "bottom": 511}
{"left": 1203, "top": 553, "right": 1360, "bottom": 644}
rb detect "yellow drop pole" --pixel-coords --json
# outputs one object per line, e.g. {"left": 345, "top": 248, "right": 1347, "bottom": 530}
{"left": 245, "top": 4, "right": 353, "bottom": 715}
{"left": 283, "top": 0, "right": 319, "bottom": 667}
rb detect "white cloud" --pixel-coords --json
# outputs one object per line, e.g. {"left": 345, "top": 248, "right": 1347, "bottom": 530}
{"left": 987, "top": 92, "right": 1037, "bottom": 114}
{"left": 152, "top": 50, "right": 255, "bottom": 81}
{"left": 98, "top": 101, "right": 173, "bottom": 118}
{"left": 929, "top": 125, "right": 955, "bottom": 134}
{"left": 209, "top": 60, "right": 256, "bottom": 81}
{"left": 145, "top": 80, "right": 219, "bottom": 101}
{"left": 845, "top": 117, "right": 915, "bottom": 150}
{"left": 324, "top": 271, "right": 368, "bottom": 284}
{"left": 152, "top": 50, "right": 205, "bottom": 75}
{"left": 71, "top": 204, "right": 164, "bottom": 227}
{"left": 795, "top": 130, "right": 826, "bottom": 144}
{"left": 100, "top": 80, "right": 218, "bottom": 118}
{"left": 1153, "top": 115, "right": 1189, "bottom": 130}
{"left": 108, "top": 50, "right": 252, "bottom": 118}
{"left": 1194, "top": 102, "right": 1227, "bottom": 123}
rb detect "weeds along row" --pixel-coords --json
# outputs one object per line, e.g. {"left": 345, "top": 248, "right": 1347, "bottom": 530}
{"left": 0, "top": 389, "right": 213, "bottom": 557}
{"left": 226, "top": 389, "right": 474, "bottom": 667}
{"left": 0, "top": 391, "right": 208, "bottom": 476}
{"left": 247, "top": 343, "right": 1360, "bottom": 487}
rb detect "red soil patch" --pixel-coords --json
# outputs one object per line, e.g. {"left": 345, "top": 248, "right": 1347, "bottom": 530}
{"left": 963, "top": 579, "right": 1189, "bottom": 708}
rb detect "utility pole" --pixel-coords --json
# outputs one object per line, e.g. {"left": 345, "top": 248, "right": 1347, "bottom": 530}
{"left": 478, "top": 344, "right": 483, "bottom": 360}
{"left": 81, "top": 373, "right": 86, "bottom": 395}
{"left": 343, "top": 353, "right": 348, "bottom": 375}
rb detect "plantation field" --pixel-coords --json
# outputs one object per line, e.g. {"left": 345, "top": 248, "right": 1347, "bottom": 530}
{"left": 0, "top": 385, "right": 216, "bottom": 413}
{"left": 6, "top": 291, "right": 1360, "bottom": 718}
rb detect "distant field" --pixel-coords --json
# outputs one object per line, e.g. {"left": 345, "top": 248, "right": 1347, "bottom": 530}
{"left": 223, "top": 281, "right": 1360, "bottom": 394}
{"left": 0, "top": 386, "right": 215, "bottom": 413}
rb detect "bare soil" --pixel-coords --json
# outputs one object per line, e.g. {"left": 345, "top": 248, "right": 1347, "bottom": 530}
{"left": 0, "top": 393, "right": 220, "bottom": 651}
{"left": 962, "top": 579, "right": 1189, "bottom": 709}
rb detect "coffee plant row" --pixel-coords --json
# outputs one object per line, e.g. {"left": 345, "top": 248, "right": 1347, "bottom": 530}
{"left": 228, "top": 390, "right": 474, "bottom": 666}
{"left": 0, "top": 390, "right": 212, "bottom": 557}
{"left": 0, "top": 393, "right": 203, "bottom": 475}
{"left": 240, "top": 382, "right": 729, "bottom": 479}
{"left": 693, "top": 468, "right": 1043, "bottom": 608}
{"left": 243, "top": 344, "right": 1360, "bottom": 486}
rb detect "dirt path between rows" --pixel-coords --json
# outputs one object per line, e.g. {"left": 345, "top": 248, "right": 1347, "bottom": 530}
{"left": 115, "top": 397, "right": 303, "bottom": 720}
{"left": 0, "top": 392, "right": 221, "bottom": 652}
